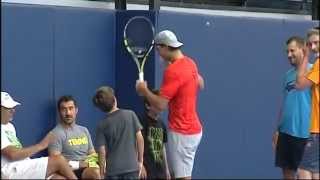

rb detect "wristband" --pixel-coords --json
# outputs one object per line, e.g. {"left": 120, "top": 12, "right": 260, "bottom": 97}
{"left": 69, "top": 161, "right": 80, "bottom": 170}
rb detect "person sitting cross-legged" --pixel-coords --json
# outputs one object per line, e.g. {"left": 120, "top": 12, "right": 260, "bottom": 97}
{"left": 48, "top": 95, "right": 100, "bottom": 179}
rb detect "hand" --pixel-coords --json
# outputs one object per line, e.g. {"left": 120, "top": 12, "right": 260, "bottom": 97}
{"left": 136, "top": 80, "right": 148, "bottom": 97}
{"left": 272, "top": 131, "right": 279, "bottom": 152}
{"left": 139, "top": 165, "right": 147, "bottom": 179}
{"left": 303, "top": 46, "right": 310, "bottom": 58}
{"left": 38, "top": 131, "right": 56, "bottom": 150}
{"left": 299, "top": 46, "right": 310, "bottom": 66}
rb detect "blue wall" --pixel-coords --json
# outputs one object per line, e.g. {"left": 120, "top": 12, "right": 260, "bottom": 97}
{"left": 1, "top": 2, "right": 319, "bottom": 178}
{"left": 1, "top": 3, "right": 115, "bottom": 156}
{"left": 156, "top": 11, "right": 318, "bottom": 178}
{"left": 115, "top": 10, "right": 156, "bottom": 116}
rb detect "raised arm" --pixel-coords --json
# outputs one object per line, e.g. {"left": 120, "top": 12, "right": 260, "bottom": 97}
{"left": 295, "top": 47, "right": 313, "bottom": 89}
{"left": 136, "top": 81, "right": 169, "bottom": 112}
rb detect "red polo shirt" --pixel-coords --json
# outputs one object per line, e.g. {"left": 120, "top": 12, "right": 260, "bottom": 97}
{"left": 160, "top": 55, "right": 202, "bottom": 134}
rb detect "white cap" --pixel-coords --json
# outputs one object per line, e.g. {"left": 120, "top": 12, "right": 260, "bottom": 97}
{"left": 1, "top": 92, "right": 21, "bottom": 108}
{"left": 154, "top": 30, "right": 183, "bottom": 48}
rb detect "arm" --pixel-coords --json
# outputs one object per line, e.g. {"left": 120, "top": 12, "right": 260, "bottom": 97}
{"left": 295, "top": 48, "right": 313, "bottom": 89}
{"left": 2, "top": 144, "right": 43, "bottom": 161}
{"left": 162, "top": 144, "right": 171, "bottom": 179}
{"left": 48, "top": 149, "right": 61, "bottom": 156}
{"left": 198, "top": 74, "right": 204, "bottom": 90}
{"left": 136, "top": 81, "right": 169, "bottom": 112}
{"left": 49, "top": 149, "right": 88, "bottom": 169}
{"left": 83, "top": 129, "right": 98, "bottom": 168}
{"left": 2, "top": 131, "right": 54, "bottom": 161}
{"left": 88, "top": 149, "right": 96, "bottom": 155}
{"left": 272, "top": 107, "right": 282, "bottom": 151}
{"left": 98, "top": 146, "right": 106, "bottom": 179}
{"left": 136, "top": 130, "right": 144, "bottom": 167}
{"left": 48, "top": 135, "right": 90, "bottom": 169}
{"left": 86, "top": 128, "right": 96, "bottom": 155}
{"left": 136, "top": 130, "right": 144, "bottom": 164}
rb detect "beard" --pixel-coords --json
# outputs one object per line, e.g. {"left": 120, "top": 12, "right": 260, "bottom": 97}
{"left": 62, "top": 117, "right": 74, "bottom": 125}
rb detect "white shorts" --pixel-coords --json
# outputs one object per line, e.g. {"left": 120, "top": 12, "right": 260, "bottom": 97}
{"left": 2, "top": 157, "right": 48, "bottom": 179}
{"left": 168, "top": 130, "right": 202, "bottom": 178}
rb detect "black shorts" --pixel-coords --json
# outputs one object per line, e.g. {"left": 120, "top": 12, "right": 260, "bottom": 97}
{"left": 107, "top": 171, "right": 139, "bottom": 180}
{"left": 275, "top": 132, "right": 308, "bottom": 171}
{"left": 73, "top": 168, "right": 85, "bottom": 179}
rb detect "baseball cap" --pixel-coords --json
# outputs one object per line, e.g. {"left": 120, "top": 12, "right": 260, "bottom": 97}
{"left": 154, "top": 30, "right": 183, "bottom": 48}
{"left": 1, "top": 92, "right": 21, "bottom": 108}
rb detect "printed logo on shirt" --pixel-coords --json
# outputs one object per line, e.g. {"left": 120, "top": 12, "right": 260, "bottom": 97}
{"left": 68, "top": 136, "right": 88, "bottom": 146}
{"left": 5, "top": 130, "right": 22, "bottom": 149}
{"left": 147, "top": 127, "right": 164, "bottom": 164}
{"left": 285, "top": 80, "right": 296, "bottom": 92}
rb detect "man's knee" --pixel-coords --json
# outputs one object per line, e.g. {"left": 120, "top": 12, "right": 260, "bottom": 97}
{"left": 82, "top": 167, "right": 100, "bottom": 179}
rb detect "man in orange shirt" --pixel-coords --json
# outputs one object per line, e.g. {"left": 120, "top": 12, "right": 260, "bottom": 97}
{"left": 295, "top": 27, "right": 319, "bottom": 179}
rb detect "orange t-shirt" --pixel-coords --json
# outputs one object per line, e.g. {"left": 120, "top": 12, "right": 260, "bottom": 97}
{"left": 160, "top": 56, "right": 202, "bottom": 134}
{"left": 307, "top": 58, "right": 320, "bottom": 133}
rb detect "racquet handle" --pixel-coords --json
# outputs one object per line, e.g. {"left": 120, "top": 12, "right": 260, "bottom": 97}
{"left": 139, "top": 72, "right": 144, "bottom": 82}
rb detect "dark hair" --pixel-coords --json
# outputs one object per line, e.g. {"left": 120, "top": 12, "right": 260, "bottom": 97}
{"left": 168, "top": 46, "right": 180, "bottom": 51}
{"left": 57, "top": 95, "right": 77, "bottom": 110}
{"left": 144, "top": 89, "right": 159, "bottom": 109}
{"left": 156, "top": 44, "right": 180, "bottom": 51}
{"left": 93, "top": 86, "right": 115, "bottom": 113}
{"left": 286, "top": 36, "right": 305, "bottom": 48}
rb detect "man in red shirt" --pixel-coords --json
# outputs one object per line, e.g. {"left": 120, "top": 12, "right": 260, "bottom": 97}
{"left": 136, "top": 30, "right": 204, "bottom": 179}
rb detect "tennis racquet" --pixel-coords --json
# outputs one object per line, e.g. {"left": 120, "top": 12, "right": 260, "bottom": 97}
{"left": 123, "top": 16, "right": 155, "bottom": 82}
